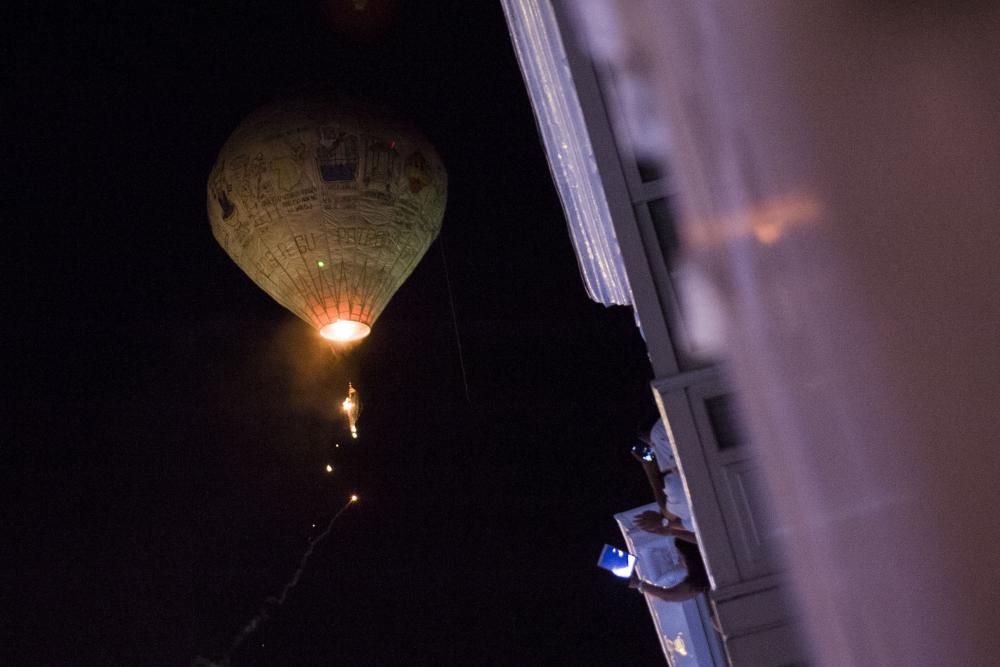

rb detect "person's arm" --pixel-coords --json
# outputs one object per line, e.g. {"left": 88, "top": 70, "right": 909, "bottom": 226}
{"left": 633, "top": 510, "right": 700, "bottom": 545}
{"left": 667, "top": 525, "right": 699, "bottom": 545}
{"left": 638, "top": 579, "right": 701, "bottom": 603}
{"left": 633, "top": 510, "right": 671, "bottom": 535}
{"left": 630, "top": 576, "right": 701, "bottom": 603}
{"left": 631, "top": 448, "right": 678, "bottom": 521}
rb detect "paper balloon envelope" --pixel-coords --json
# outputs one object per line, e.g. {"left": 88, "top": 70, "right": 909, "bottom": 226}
{"left": 207, "top": 97, "right": 447, "bottom": 343}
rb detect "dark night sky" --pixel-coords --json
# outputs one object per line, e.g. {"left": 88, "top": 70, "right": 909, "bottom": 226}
{"left": 7, "top": 1, "right": 663, "bottom": 664}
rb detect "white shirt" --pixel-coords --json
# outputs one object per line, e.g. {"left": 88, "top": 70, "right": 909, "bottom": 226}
{"left": 649, "top": 419, "right": 676, "bottom": 470}
{"left": 650, "top": 419, "right": 694, "bottom": 530}
{"left": 663, "top": 471, "right": 693, "bottom": 531}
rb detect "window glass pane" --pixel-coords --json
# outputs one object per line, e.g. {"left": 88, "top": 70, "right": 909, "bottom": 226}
{"left": 705, "top": 394, "right": 745, "bottom": 450}
{"left": 637, "top": 158, "right": 662, "bottom": 183}
{"left": 648, "top": 197, "right": 680, "bottom": 267}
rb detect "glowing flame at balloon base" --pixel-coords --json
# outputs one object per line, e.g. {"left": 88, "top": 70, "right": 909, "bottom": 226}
{"left": 320, "top": 319, "right": 371, "bottom": 343}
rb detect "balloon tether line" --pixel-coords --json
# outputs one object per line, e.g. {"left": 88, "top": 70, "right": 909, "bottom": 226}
{"left": 439, "top": 235, "right": 471, "bottom": 404}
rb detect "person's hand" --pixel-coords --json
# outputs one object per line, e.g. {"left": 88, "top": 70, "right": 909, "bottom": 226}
{"left": 634, "top": 510, "right": 671, "bottom": 535}
{"left": 633, "top": 579, "right": 656, "bottom": 596}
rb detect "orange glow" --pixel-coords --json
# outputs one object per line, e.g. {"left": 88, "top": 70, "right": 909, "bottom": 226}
{"left": 685, "top": 194, "right": 822, "bottom": 251}
{"left": 349, "top": 494, "right": 359, "bottom": 503}
{"left": 319, "top": 320, "right": 371, "bottom": 343}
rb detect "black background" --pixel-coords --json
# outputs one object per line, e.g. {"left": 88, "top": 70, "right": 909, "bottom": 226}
{"left": 7, "top": 1, "right": 661, "bottom": 664}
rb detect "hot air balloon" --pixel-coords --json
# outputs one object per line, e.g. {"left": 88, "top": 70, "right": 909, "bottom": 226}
{"left": 207, "top": 96, "right": 447, "bottom": 343}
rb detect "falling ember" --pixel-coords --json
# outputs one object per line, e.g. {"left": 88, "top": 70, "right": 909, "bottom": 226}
{"left": 350, "top": 494, "right": 359, "bottom": 503}
{"left": 325, "top": 464, "right": 334, "bottom": 473}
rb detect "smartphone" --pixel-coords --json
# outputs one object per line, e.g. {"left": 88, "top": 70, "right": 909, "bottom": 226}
{"left": 596, "top": 544, "right": 636, "bottom": 578}
{"left": 631, "top": 442, "right": 655, "bottom": 462}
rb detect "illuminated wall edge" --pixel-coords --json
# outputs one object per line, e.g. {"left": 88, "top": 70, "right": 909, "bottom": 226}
{"left": 500, "top": 0, "right": 634, "bottom": 308}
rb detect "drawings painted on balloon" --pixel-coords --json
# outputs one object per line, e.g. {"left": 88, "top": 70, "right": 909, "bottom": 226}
{"left": 254, "top": 249, "right": 281, "bottom": 279}
{"left": 316, "top": 127, "right": 359, "bottom": 186}
{"left": 361, "top": 135, "right": 400, "bottom": 192}
{"left": 329, "top": 227, "right": 397, "bottom": 249}
{"left": 277, "top": 186, "right": 318, "bottom": 216}
{"left": 218, "top": 153, "right": 275, "bottom": 231}
{"left": 209, "top": 162, "right": 238, "bottom": 221}
{"left": 210, "top": 173, "right": 253, "bottom": 250}
{"left": 216, "top": 189, "right": 236, "bottom": 219}
{"left": 293, "top": 233, "right": 317, "bottom": 254}
{"left": 363, "top": 189, "right": 395, "bottom": 206}
{"left": 209, "top": 103, "right": 449, "bottom": 334}
{"left": 404, "top": 151, "right": 430, "bottom": 194}
{"left": 390, "top": 205, "right": 417, "bottom": 230}
{"left": 213, "top": 170, "right": 437, "bottom": 268}
{"left": 250, "top": 153, "right": 281, "bottom": 223}
{"left": 322, "top": 191, "right": 360, "bottom": 211}
{"left": 269, "top": 137, "right": 308, "bottom": 192}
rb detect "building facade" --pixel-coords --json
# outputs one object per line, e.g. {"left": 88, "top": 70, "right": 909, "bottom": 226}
{"left": 503, "top": 2, "right": 809, "bottom": 664}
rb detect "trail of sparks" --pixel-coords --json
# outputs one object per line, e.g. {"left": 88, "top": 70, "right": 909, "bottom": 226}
{"left": 194, "top": 497, "right": 358, "bottom": 667}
